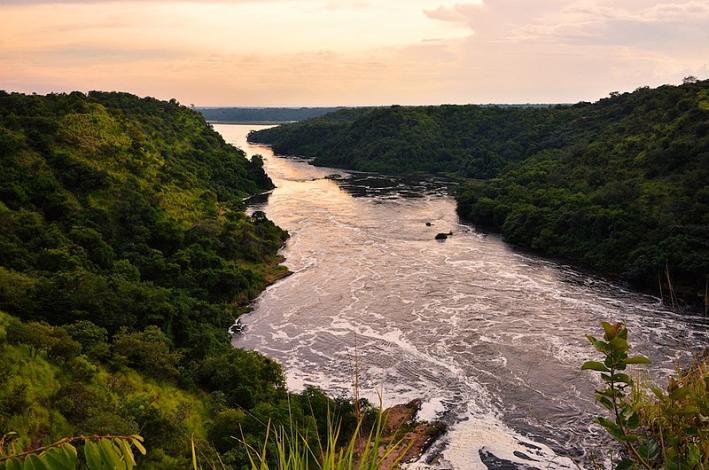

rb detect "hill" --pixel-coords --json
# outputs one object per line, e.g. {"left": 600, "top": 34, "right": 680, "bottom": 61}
{"left": 249, "top": 82, "right": 709, "bottom": 309}
{"left": 0, "top": 91, "right": 357, "bottom": 467}
{"left": 197, "top": 106, "right": 345, "bottom": 123}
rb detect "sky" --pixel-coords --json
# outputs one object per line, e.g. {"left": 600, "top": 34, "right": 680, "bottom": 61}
{"left": 1, "top": 0, "right": 708, "bottom": 106}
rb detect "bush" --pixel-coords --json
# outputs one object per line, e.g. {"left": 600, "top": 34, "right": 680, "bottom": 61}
{"left": 5, "top": 320, "right": 80, "bottom": 360}
{"left": 208, "top": 408, "right": 247, "bottom": 453}
{"left": 112, "top": 326, "right": 182, "bottom": 380}
{"left": 582, "top": 322, "right": 708, "bottom": 469}
{"left": 64, "top": 320, "right": 110, "bottom": 360}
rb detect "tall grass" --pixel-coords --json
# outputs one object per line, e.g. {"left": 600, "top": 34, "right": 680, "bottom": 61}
{"left": 192, "top": 405, "right": 409, "bottom": 470}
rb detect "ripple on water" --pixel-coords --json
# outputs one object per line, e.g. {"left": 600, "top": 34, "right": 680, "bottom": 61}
{"left": 217, "top": 124, "right": 709, "bottom": 470}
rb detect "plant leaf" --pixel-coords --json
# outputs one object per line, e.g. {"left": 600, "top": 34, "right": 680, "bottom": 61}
{"left": 596, "top": 417, "right": 625, "bottom": 441}
{"left": 129, "top": 438, "right": 146, "bottom": 456}
{"left": 42, "top": 445, "right": 77, "bottom": 470}
{"left": 609, "top": 337, "right": 629, "bottom": 352}
{"left": 615, "top": 458, "right": 634, "bottom": 470}
{"left": 625, "top": 355, "right": 651, "bottom": 365}
{"left": 601, "top": 322, "right": 619, "bottom": 340}
{"left": 84, "top": 441, "right": 103, "bottom": 470}
{"left": 581, "top": 361, "right": 610, "bottom": 372}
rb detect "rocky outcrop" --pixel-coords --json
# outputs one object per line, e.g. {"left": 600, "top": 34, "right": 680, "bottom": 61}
{"left": 355, "top": 399, "right": 446, "bottom": 469}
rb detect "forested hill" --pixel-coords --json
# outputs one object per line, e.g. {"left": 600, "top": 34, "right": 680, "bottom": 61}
{"left": 250, "top": 82, "right": 709, "bottom": 309}
{"left": 197, "top": 106, "right": 344, "bottom": 123}
{"left": 248, "top": 104, "right": 575, "bottom": 176}
{"left": 0, "top": 91, "right": 357, "bottom": 467}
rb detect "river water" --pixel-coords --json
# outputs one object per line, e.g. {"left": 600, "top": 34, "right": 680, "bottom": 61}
{"left": 216, "top": 124, "right": 708, "bottom": 469}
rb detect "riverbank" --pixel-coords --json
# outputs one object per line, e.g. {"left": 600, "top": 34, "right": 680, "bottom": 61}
{"left": 251, "top": 137, "right": 704, "bottom": 314}
{"left": 247, "top": 82, "right": 709, "bottom": 313}
{"left": 222, "top": 122, "right": 709, "bottom": 469}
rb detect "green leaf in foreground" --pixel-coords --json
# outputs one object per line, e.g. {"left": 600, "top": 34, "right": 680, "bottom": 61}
{"left": 581, "top": 361, "right": 610, "bottom": 372}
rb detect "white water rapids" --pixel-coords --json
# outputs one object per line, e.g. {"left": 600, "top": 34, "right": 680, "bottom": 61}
{"left": 216, "top": 124, "right": 708, "bottom": 469}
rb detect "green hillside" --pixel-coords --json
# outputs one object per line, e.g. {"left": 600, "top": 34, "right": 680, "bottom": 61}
{"left": 249, "top": 82, "right": 709, "bottom": 309}
{"left": 0, "top": 91, "right": 357, "bottom": 467}
{"left": 248, "top": 105, "right": 571, "bottom": 177}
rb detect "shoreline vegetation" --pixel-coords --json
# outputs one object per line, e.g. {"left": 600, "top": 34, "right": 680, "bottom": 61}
{"left": 1, "top": 89, "right": 706, "bottom": 469}
{"left": 249, "top": 80, "right": 709, "bottom": 313}
{"left": 0, "top": 91, "right": 443, "bottom": 468}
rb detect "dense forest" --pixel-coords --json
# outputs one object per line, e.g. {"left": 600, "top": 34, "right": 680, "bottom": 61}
{"left": 197, "top": 107, "right": 345, "bottom": 124}
{"left": 250, "top": 81, "right": 709, "bottom": 309}
{"left": 0, "top": 91, "right": 359, "bottom": 468}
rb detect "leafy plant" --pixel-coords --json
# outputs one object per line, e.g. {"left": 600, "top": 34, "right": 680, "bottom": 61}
{"left": 192, "top": 405, "right": 409, "bottom": 470}
{"left": 0, "top": 434, "right": 145, "bottom": 470}
{"left": 582, "top": 322, "right": 708, "bottom": 469}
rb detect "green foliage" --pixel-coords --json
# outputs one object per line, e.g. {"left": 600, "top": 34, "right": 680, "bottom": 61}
{"left": 0, "top": 434, "right": 145, "bottom": 470}
{"left": 5, "top": 319, "right": 80, "bottom": 361}
{"left": 111, "top": 327, "right": 182, "bottom": 381}
{"left": 63, "top": 321, "right": 110, "bottom": 360}
{"left": 582, "top": 322, "right": 708, "bottom": 469}
{"left": 194, "top": 403, "right": 405, "bottom": 470}
{"left": 0, "top": 91, "right": 364, "bottom": 468}
{"left": 457, "top": 85, "right": 709, "bottom": 307}
{"left": 249, "top": 105, "right": 566, "bottom": 177}
{"left": 252, "top": 81, "right": 709, "bottom": 308}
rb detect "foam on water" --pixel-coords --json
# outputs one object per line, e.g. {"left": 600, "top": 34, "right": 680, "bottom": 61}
{"left": 217, "top": 124, "right": 709, "bottom": 469}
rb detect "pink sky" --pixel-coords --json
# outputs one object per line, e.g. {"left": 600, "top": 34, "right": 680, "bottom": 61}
{"left": 1, "top": 0, "right": 708, "bottom": 105}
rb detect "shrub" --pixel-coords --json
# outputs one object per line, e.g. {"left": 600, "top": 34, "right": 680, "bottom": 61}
{"left": 582, "top": 322, "right": 708, "bottom": 469}
{"left": 112, "top": 326, "right": 182, "bottom": 380}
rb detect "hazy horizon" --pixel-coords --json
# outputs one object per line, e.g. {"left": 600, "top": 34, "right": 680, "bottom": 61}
{"left": 0, "top": 89, "right": 679, "bottom": 109}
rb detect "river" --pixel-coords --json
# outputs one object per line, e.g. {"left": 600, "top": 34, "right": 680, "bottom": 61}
{"left": 216, "top": 124, "right": 708, "bottom": 469}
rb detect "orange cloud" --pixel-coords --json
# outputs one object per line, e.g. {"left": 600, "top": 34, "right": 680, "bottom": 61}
{"left": 1, "top": 0, "right": 707, "bottom": 105}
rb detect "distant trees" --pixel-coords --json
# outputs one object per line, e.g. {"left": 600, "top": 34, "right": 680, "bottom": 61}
{"left": 198, "top": 107, "right": 344, "bottom": 123}
{"left": 252, "top": 79, "right": 709, "bottom": 309}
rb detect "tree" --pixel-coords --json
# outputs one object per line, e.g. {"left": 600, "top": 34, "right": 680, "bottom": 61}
{"left": 112, "top": 326, "right": 182, "bottom": 380}
{"left": 5, "top": 320, "right": 79, "bottom": 360}
{"left": 64, "top": 320, "right": 110, "bottom": 360}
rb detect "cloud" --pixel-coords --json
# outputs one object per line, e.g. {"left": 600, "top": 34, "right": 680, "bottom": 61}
{"left": 424, "top": 3, "right": 481, "bottom": 25}
{"left": 517, "top": 1, "right": 709, "bottom": 47}
{"left": 413, "top": 0, "right": 709, "bottom": 103}
{"left": 1, "top": 0, "right": 707, "bottom": 105}
{"left": 6, "top": 46, "right": 182, "bottom": 65}
{"left": 424, "top": 0, "right": 709, "bottom": 50}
